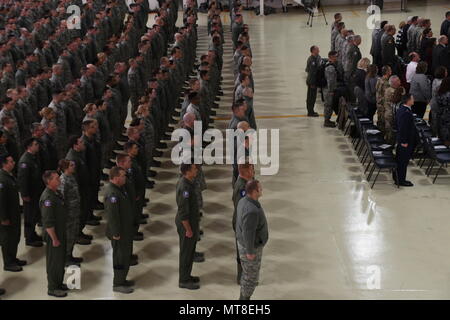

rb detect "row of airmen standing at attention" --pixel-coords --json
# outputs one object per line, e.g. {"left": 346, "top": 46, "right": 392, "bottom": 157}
{"left": 0, "top": 0, "right": 199, "bottom": 298}
{"left": 174, "top": 0, "right": 224, "bottom": 291}
{"left": 173, "top": 1, "right": 268, "bottom": 300}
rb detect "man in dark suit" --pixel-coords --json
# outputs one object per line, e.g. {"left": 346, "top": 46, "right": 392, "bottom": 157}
{"left": 440, "top": 12, "right": 450, "bottom": 36}
{"left": 395, "top": 93, "right": 415, "bottom": 187}
{"left": 432, "top": 36, "right": 449, "bottom": 74}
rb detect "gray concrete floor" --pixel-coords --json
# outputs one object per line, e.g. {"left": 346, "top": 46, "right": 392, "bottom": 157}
{"left": 3, "top": 1, "right": 450, "bottom": 299}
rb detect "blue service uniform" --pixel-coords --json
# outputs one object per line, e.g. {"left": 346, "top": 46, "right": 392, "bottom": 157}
{"left": 395, "top": 105, "right": 415, "bottom": 183}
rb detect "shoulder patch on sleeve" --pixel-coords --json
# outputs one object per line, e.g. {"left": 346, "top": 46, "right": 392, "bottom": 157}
{"left": 183, "top": 190, "right": 189, "bottom": 198}
{"left": 0, "top": 183, "right": 3, "bottom": 189}
{"left": 20, "top": 163, "right": 27, "bottom": 168}
{"left": 240, "top": 189, "right": 246, "bottom": 197}
{"left": 44, "top": 200, "right": 52, "bottom": 207}
{"left": 109, "top": 196, "right": 117, "bottom": 203}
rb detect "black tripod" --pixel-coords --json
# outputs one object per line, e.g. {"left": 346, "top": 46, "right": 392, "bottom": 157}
{"left": 306, "top": 0, "right": 328, "bottom": 27}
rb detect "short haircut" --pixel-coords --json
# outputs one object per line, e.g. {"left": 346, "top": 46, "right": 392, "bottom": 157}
{"left": 43, "top": 120, "right": 56, "bottom": 130}
{"left": 199, "top": 70, "right": 208, "bottom": 78}
{"left": 188, "top": 91, "right": 198, "bottom": 101}
{"left": 180, "top": 163, "right": 195, "bottom": 175}
{"left": 232, "top": 100, "right": 245, "bottom": 111}
{"left": 68, "top": 135, "right": 81, "bottom": 149}
{"left": 245, "top": 179, "right": 260, "bottom": 195}
{"left": 0, "top": 154, "right": 11, "bottom": 167}
{"left": 416, "top": 61, "right": 428, "bottom": 74}
{"left": 42, "top": 170, "right": 58, "bottom": 185}
{"left": 310, "top": 45, "right": 317, "bottom": 53}
{"left": 24, "top": 137, "right": 38, "bottom": 149}
{"left": 423, "top": 27, "right": 431, "bottom": 36}
{"left": 116, "top": 153, "right": 129, "bottom": 164}
{"left": 82, "top": 119, "right": 95, "bottom": 131}
{"left": 434, "top": 66, "right": 448, "bottom": 79}
{"left": 381, "top": 65, "right": 392, "bottom": 76}
{"left": 109, "top": 166, "right": 125, "bottom": 180}
{"left": 334, "top": 13, "right": 341, "bottom": 19}
{"left": 328, "top": 50, "right": 338, "bottom": 58}
{"left": 238, "top": 163, "right": 253, "bottom": 172}
{"left": 446, "top": 11, "right": 450, "bottom": 18}
{"left": 401, "top": 93, "right": 413, "bottom": 105}
{"left": 1, "top": 115, "right": 12, "bottom": 126}
{"left": 388, "top": 75, "right": 400, "bottom": 86}
{"left": 123, "top": 141, "right": 138, "bottom": 152}
{"left": 239, "top": 73, "right": 248, "bottom": 83}
{"left": 58, "top": 159, "right": 71, "bottom": 172}
{"left": 31, "top": 122, "right": 42, "bottom": 133}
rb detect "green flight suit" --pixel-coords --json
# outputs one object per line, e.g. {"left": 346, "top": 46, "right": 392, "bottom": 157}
{"left": 0, "top": 169, "right": 21, "bottom": 267}
{"left": 40, "top": 187, "right": 67, "bottom": 292}
{"left": 232, "top": 176, "right": 248, "bottom": 283}
{"left": 104, "top": 182, "right": 134, "bottom": 287}
{"left": 175, "top": 176, "right": 200, "bottom": 283}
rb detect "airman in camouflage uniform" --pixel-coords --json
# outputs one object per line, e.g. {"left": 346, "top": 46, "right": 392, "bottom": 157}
{"left": 375, "top": 66, "right": 392, "bottom": 132}
{"left": 384, "top": 77, "right": 405, "bottom": 144}
{"left": 324, "top": 51, "right": 338, "bottom": 127}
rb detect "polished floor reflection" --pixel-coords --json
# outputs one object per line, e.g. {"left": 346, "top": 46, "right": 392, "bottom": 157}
{"left": 2, "top": 1, "right": 450, "bottom": 299}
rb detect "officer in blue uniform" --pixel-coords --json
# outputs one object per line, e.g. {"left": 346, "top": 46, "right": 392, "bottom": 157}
{"left": 395, "top": 93, "right": 415, "bottom": 187}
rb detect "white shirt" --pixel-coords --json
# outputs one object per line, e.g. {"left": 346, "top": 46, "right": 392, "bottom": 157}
{"left": 406, "top": 61, "right": 418, "bottom": 83}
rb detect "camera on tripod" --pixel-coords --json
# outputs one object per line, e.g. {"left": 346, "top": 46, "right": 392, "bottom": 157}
{"left": 301, "top": 0, "right": 318, "bottom": 13}
{"left": 302, "top": 0, "right": 327, "bottom": 27}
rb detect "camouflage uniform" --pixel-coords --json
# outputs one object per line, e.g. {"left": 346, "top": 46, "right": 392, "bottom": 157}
{"left": 324, "top": 62, "right": 338, "bottom": 121}
{"left": 375, "top": 77, "right": 390, "bottom": 132}
{"left": 58, "top": 173, "right": 80, "bottom": 259}
{"left": 344, "top": 44, "right": 361, "bottom": 82}
{"left": 235, "top": 196, "right": 269, "bottom": 299}
{"left": 384, "top": 86, "right": 405, "bottom": 144}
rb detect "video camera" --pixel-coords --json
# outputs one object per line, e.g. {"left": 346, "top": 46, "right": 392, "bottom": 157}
{"left": 301, "top": 0, "right": 319, "bottom": 12}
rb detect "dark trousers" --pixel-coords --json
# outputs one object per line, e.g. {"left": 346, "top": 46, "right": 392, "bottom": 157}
{"left": 177, "top": 225, "right": 197, "bottom": 283}
{"left": 306, "top": 85, "right": 317, "bottom": 114}
{"left": 79, "top": 186, "right": 90, "bottom": 233}
{"left": 0, "top": 223, "right": 20, "bottom": 267}
{"left": 412, "top": 101, "right": 427, "bottom": 118}
{"left": 232, "top": 164, "right": 238, "bottom": 187}
{"left": 111, "top": 238, "right": 132, "bottom": 286}
{"left": 367, "top": 102, "right": 377, "bottom": 121}
{"left": 23, "top": 198, "right": 39, "bottom": 241}
{"left": 235, "top": 239, "right": 242, "bottom": 282}
{"left": 396, "top": 144, "right": 413, "bottom": 183}
{"left": 87, "top": 183, "right": 99, "bottom": 220}
{"left": 46, "top": 238, "right": 66, "bottom": 291}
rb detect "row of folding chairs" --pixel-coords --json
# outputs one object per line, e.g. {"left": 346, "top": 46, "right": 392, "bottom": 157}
{"left": 414, "top": 119, "right": 450, "bottom": 184}
{"left": 342, "top": 105, "right": 398, "bottom": 189}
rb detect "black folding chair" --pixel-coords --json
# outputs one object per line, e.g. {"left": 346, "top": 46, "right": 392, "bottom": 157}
{"left": 366, "top": 149, "right": 398, "bottom": 189}
{"left": 422, "top": 136, "right": 450, "bottom": 184}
